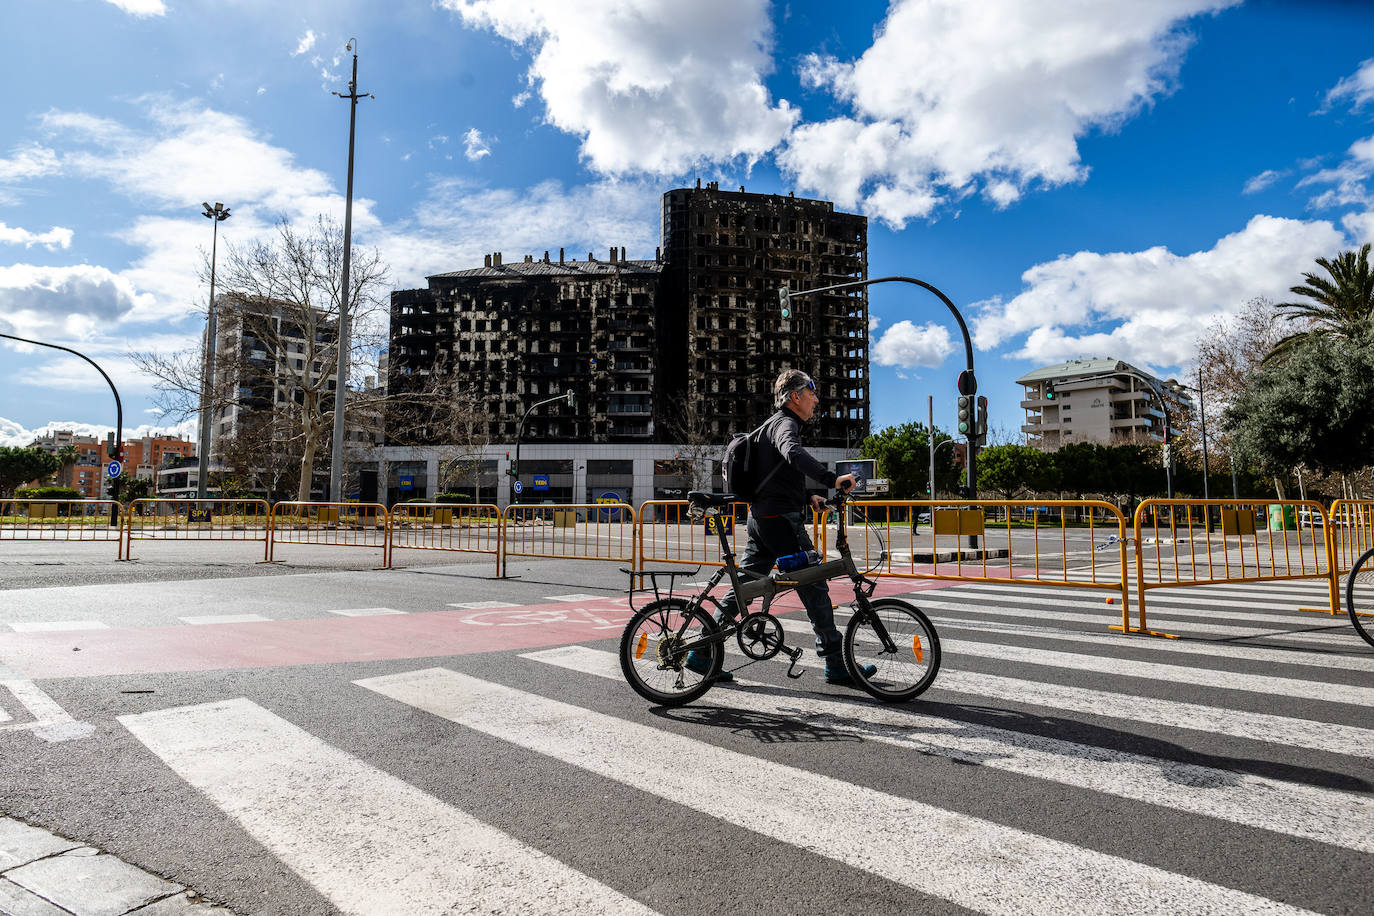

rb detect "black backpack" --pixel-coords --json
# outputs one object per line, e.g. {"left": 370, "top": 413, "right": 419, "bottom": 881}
{"left": 722, "top": 419, "right": 783, "bottom": 501}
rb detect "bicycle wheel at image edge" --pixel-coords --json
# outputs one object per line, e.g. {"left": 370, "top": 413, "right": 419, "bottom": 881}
{"left": 843, "top": 598, "right": 941, "bottom": 703}
{"left": 1347, "top": 548, "right": 1374, "bottom": 649}
{"left": 619, "top": 597, "right": 722, "bottom": 706}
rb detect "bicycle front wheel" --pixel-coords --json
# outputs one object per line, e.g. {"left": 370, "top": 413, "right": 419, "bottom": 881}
{"left": 843, "top": 598, "right": 941, "bottom": 702}
{"left": 619, "top": 598, "right": 722, "bottom": 706}
{"left": 1347, "top": 547, "right": 1374, "bottom": 649}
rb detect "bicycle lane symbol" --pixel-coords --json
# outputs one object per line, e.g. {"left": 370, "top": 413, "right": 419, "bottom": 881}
{"left": 456, "top": 599, "right": 633, "bottom": 631}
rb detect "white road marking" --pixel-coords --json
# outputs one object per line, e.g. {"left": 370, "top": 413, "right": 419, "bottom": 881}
{"left": 7, "top": 620, "right": 109, "bottom": 632}
{"left": 322, "top": 607, "right": 406, "bottom": 617}
{"left": 0, "top": 679, "right": 93, "bottom": 742}
{"left": 178, "top": 614, "right": 272, "bottom": 625}
{"left": 446, "top": 600, "right": 521, "bottom": 609}
{"left": 778, "top": 619, "right": 1374, "bottom": 706}
{"left": 118, "top": 698, "right": 659, "bottom": 916}
{"left": 542, "top": 593, "right": 609, "bottom": 602}
{"left": 525, "top": 646, "right": 1374, "bottom": 853}
{"left": 357, "top": 667, "right": 1315, "bottom": 916}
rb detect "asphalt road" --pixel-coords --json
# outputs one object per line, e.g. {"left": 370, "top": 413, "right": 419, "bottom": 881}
{"left": 1, "top": 540, "right": 1370, "bottom": 914}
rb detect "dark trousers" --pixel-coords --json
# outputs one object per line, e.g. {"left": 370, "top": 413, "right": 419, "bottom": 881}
{"left": 719, "top": 510, "right": 842, "bottom": 657}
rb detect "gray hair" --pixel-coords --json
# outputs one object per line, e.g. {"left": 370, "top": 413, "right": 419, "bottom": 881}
{"left": 773, "top": 369, "right": 813, "bottom": 409}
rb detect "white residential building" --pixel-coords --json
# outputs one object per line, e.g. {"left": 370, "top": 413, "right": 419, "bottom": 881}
{"left": 1018, "top": 358, "right": 1192, "bottom": 450}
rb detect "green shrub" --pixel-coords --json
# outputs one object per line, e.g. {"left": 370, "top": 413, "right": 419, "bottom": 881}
{"left": 15, "top": 486, "right": 83, "bottom": 500}
{"left": 432, "top": 492, "right": 473, "bottom": 503}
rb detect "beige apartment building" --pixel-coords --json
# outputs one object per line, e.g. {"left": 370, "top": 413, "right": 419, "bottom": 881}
{"left": 1018, "top": 358, "right": 1192, "bottom": 449}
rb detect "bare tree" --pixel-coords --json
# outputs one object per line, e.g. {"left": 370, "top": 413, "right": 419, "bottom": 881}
{"left": 133, "top": 215, "right": 389, "bottom": 501}
{"left": 666, "top": 397, "right": 720, "bottom": 491}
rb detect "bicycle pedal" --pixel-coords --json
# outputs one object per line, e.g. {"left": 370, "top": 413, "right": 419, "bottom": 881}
{"left": 784, "top": 647, "right": 805, "bottom": 679}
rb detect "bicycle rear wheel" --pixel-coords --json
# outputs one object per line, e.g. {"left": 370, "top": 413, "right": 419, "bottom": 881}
{"left": 843, "top": 598, "right": 941, "bottom": 702}
{"left": 619, "top": 598, "right": 722, "bottom": 706}
{"left": 1347, "top": 547, "right": 1374, "bottom": 649}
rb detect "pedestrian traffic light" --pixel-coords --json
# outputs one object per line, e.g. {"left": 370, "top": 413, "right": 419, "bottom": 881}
{"left": 1044, "top": 382, "right": 1057, "bottom": 401}
{"left": 957, "top": 395, "right": 973, "bottom": 435}
{"left": 778, "top": 286, "right": 792, "bottom": 319}
{"left": 975, "top": 395, "right": 988, "bottom": 442}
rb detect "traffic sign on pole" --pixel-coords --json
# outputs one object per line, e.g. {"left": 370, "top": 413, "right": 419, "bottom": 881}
{"left": 106, "top": 460, "right": 122, "bottom": 479}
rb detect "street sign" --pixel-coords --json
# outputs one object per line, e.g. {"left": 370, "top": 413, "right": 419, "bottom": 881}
{"left": 533, "top": 474, "right": 550, "bottom": 491}
{"left": 513, "top": 480, "right": 524, "bottom": 494}
{"left": 869, "top": 478, "right": 890, "bottom": 493}
{"left": 398, "top": 475, "right": 414, "bottom": 491}
{"left": 188, "top": 507, "right": 213, "bottom": 524}
{"left": 705, "top": 515, "right": 734, "bottom": 536}
{"left": 106, "top": 460, "right": 122, "bottom": 479}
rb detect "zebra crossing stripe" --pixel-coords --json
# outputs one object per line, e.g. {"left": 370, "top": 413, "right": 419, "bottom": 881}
{"left": 522, "top": 646, "right": 1374, "bottom": 853}
{"left": 118, "top": 698, "right": 660, "bottom": 916}
{"left": 178, "top": 614, "right": 271, "bottom": 625}
{"left": 904, "top": 596, "right": 1346, "bottom": 648}
{"left": 928, "top": 616, "right": 1374, "bottom": 674}
{"left": 943, "top": 583, "right": 1338, "bottom": 627}
{"left": 777, "top": 619, "right": 1374, "bottom": 706}
{"left": 355, "top": 667, "right": 1316, "bottom": 916}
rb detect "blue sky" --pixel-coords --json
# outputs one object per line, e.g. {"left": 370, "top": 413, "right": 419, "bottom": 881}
{"left": 3, "top": 0, "right": 1374, "bottom": 448}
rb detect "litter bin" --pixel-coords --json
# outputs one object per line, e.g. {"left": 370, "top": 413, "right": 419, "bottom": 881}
{"left": 552, "top": 508, "right": 576, "bottom": 529}
{"left": 1267, "top": 504, "right": 1295, "bottom": 531}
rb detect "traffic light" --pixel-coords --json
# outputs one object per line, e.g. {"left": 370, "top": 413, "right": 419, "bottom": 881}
{"left": 778, "top": 286, "right": 792, "bottom": 319}
{"left": 1044, "top": 382, "right": 1057, "bottom": 401}
{"left": 957, "top": 395, "right": 973, "bottom": 435}
{"left": 975, "top": 395, "right": 988, "bottom": 442}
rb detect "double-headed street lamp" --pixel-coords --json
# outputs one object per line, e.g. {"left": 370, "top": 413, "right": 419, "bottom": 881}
{"left": 509, "top": 390, "right": 576, "bottom": 506}
{"left": 196, "top": 201, "right": 230, "bottom": 500}
{"left": 1055, "top": 370, "right": 1178, "bottom": 499}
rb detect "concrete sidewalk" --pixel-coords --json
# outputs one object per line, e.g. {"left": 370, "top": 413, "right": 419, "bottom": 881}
{"left": 0, "top": 817, "right": 233, "bottom": 916}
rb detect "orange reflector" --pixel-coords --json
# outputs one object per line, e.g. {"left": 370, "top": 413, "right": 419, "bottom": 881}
{"left": 912, "top": 635, "right": 924, "bottom": 663}
{"left": 635, "top": 633, "right": 648, "bottom": 659}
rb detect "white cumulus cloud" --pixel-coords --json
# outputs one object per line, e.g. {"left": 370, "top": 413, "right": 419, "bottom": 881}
{"left": 463, "top": 128, "right": 492, "bottom": 161}
{"left": 442, "top": 0, "right": 798, "bottom": 175}
{"left": 103, "top": 0, "right": 166, "bottom": 16}
{"left": 872, "top": 319, "right": 955, "bottom": 369}
{"left": 0, "top": 144, "right": 61, "bottom": 183}
{"left": 1323, "top": 58, "right": 1374, "bottom": 112}
{"left": 1242, "top": 169, "right": 1286, "bottom": 194}
{"left": 0, "top": 264, "right": 151, "bottom": 341}
{"left": 293, "top": 29, "right": 318, "bottom": 56}
{"left": 779, "top": 0, "right": 1239, "bottom": 227}
{"left": 972, "top": 214, "right": 1347, "bottom": 368}
{"left": 0, "top": 223, "right": 73, "bottom": 250}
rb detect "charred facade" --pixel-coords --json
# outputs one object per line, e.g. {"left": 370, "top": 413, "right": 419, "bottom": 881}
{"left": 387, "top": 185, "right": 869, "bottom": 449}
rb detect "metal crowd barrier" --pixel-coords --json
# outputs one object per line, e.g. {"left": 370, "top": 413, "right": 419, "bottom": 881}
{"left": 0, "top": 499, "right": 124, "bottom": 559}
{"left": 1329, "top": 499, "right": 1374, "bottom": 579}
{"left": 1132, "top": 499, "right": 1336, "bottom": 637}
{"left": 501, "top": 502, "right": 636, "bottom": 577}
{"left": 832, "top": 499, "right": 1133, "bottom": 632}
{"left": 124, "top": 498, "right": 271, "bottom": 562}
{"left": 387, "top": 502, "right": 502, "bottom": 569}
{"left": 637, "top": 499, "right": 750, "bottom": 568}
{"left": 268, "top": 501, "right": 390, "bottom": 566}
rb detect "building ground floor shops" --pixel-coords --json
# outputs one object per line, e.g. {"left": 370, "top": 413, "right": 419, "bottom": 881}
{"left": 360, "top": 442, "right": 853, "bottom": 511}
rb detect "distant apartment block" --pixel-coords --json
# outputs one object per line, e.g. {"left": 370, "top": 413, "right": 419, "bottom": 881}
{"left": 1018, "top": 359, "right": 1192, "bottom": 449}
{"left": 26, "top": 429, "right": 195, "bottom": 498}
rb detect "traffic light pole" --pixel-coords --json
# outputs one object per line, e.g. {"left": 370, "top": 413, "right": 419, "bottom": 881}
{"left": 1054, "top": 372, "right": 1174, "bottom": 498}
{"left": 780, "top": 276, "right": 979, "bottom": 548}
{"left": 509, "top": 390, "right": 576, "bottom": 507}
{"left": 1, "top": 333, "right": 123, "bottom": 522}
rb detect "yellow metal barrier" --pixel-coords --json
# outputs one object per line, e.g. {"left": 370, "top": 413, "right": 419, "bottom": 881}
{"left": 637, "top": 499, "right": 748, "bottom": 568}
{"left": 1329, "top": 499, "right": 1374, "bottom": 578}
{"left": 387, "top": 502, "right": 502, "bottom": 569}
{"left": 1132, "top": 499, "right": 1336, "bottom": 637}
{"left": 833, "top": 499, "right": 1132, "bottom": 632}
{"left": 125, "top": 498, "right": 271, "bottom": 562}
{"left": 0, "top": 499, "right": 124, "bottom": 559}
{"left": 268, "top": 501, "right": 390, "bottom": 566}
{"left": 501, "top": 503, "right": 636, "bottom": 576}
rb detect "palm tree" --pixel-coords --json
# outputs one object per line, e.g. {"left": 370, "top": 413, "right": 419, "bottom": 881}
{"left": 1265, "top": 244, "right": 1374, "bottom": 363}
{"left": 54, "top": 444, "right": 79, "bottom": 486}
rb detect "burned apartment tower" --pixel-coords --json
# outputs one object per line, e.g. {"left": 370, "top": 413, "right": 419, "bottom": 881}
{"left": 387, "top": 184, "right": 869, "bottom": 451}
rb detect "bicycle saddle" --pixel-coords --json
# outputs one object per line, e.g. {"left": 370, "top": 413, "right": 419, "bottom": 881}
{"left": 687, "top": 491, "right": 736, "bottom": 509}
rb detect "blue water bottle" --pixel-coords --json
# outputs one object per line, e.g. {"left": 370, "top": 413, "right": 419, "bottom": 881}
{"left": 776, "top": 550, "right": 820, "bottom": 572}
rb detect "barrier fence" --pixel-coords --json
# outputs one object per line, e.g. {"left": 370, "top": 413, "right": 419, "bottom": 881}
{"left": 832, "top": 499, "right": 1133, "bottom": 632}
{"left": 124, "top": 498, "right": 271, "bottom": 562}
{"left": 1330, "top": 499, "right": 1374, "bottom": 578}
{"left": 501, "top": 503, "right": 636, "bottom": 577}
{"left": 1132, "top": 499, "right": 1337, "bottom": 637}
{"left": 0, "top": 499, "right": 124, "bottom": 558}
{"left": 268, "top": 501, "right": 389, "bottom": 566}
{"left": 387, "top": 502, "right": 501, "bottom": 569}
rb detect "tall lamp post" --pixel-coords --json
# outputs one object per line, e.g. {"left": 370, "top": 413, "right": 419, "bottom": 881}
{"left": 509, "top": 390, "right": 576, "bottom": 507}
{"left": 781, "top": 275, "right": 980, "bottom": 548}
{"left": 328, "top": 39, "right": 373, "bottom": 502}
{"left": 196, "top": 201, "right": 230, "bottom": 499}
{"left": 0, "top": 334, "right": 122, "bottom": 523}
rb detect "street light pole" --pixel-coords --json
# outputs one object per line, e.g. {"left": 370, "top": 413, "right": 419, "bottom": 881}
{"left": 1068, "top": 370, "right": 1176, "bottom": 498}
{"left": 329, "top": 39, "right": 373, "bottom": 501}
{"left": 1, "top": 334, "right": 123, "bottom": 522}
{"left": 510, "top": 390, "right": 576, "bottom": 506}
{"left": 196, "top": 201, "right": 230, "bottom": 499}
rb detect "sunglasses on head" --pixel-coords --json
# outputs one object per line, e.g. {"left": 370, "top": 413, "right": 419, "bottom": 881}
{"left": 802, "top": 380, "right": 816, "bottom": 391}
